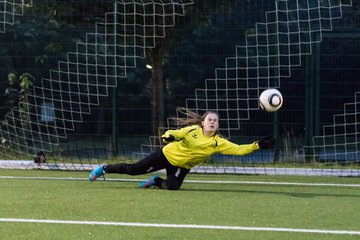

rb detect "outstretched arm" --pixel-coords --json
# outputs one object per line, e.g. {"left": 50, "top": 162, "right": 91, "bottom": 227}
{"left": 216, "top": 136, "right": 276, "bottom": 156}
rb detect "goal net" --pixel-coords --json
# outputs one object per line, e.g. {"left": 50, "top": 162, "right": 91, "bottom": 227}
{"left": 140, "top": 0, "right": 359, "bottom": 176}
{"left": 0, "top": 0, "right": 358, "bottom": 177}
{"left": 0, "top": 0, "right": 194, "bottom": 169}
{"left": 0, "top": 0, "right": 32, "bottom": 32}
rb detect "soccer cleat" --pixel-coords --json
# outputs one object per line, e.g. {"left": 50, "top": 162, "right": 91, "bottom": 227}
{"left": 89, "top": 165, "right": 106, "bottom": 181}
{"left": 139, "top": 175, "right": 159, "bottom": 188}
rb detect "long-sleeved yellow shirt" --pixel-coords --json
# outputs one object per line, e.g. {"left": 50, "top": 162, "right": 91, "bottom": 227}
{"left": 162, "top": 125, "right": 260, "bottom": 169}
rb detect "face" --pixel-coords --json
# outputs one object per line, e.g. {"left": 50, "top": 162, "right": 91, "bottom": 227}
{"left": 201, "top": 113, "right": 219, "bottom": 136}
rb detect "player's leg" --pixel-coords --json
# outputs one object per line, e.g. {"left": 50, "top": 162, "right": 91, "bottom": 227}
{"left": 155, "top": 165, "right": 190, "bottom": 190}
{"left": 106, "top": 149, "right": 168, "bottom": 175}
{"left": 89, "top": 149, "right": 168, "bottom": 181}
{"left": 138, "top": 160, "right": 189, "bottom": 189}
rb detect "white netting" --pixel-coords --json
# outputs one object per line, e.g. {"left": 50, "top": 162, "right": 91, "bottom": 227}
{"left": 0, "top": 0, "right": 32, "bottom": 32}
{"left": 142, "top": 0, "right": 353, "bottom": 146}
{"left": 0, "top": 0, "right": 194, "bottom": 159}
{"left": 305, "top": 91, "right": 360, "bottom": 164}
{"left": 139, "top": 0, "right": 359, "bottom": 176}
{"left": 182, "top": 0, "right": 353, "bottom": 137}
{"left": 0, "top": 0, "right": 358, "bottom": 176}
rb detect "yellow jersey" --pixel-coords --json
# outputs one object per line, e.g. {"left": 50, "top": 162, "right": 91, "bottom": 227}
{"left": 162, "top": 125, "right": 260, "bottom": 169}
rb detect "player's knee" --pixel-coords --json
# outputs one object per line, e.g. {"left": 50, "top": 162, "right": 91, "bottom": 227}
{"left": 165, "top": 182, "right": 181, "bottom": 190}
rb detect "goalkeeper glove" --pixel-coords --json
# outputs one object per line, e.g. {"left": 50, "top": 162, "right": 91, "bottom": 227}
{"left": 257, "top": 136, "right": 276, "bottom": 149}
{"left": 162, "top": 133, "right": 175, "bottom": 143}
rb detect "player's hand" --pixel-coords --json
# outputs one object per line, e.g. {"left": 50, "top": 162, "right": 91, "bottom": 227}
{"left": 162, "top": 133, "right": 175, "bottom": 143}
{"left": 257, "top": 136, "right": 276, "bottom": 149}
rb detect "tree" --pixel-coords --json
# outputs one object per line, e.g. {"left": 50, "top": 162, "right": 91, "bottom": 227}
{"left": 2, "top": 72, "right": 34, "bottom": 148}
{"left": 147, "top": 38, "right": 166, "bottom": 135}
{"left": 145, "top": 0, "right": 241, "bottom": 135}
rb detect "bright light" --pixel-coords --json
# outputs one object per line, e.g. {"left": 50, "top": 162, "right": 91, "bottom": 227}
{"left": 146, "top": 64, "right": 152, "bottom": 69}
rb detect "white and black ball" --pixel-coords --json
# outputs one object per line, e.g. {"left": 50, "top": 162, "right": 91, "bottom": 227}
{"left": 259, "top": 88, "right": 283, "bottom": 112}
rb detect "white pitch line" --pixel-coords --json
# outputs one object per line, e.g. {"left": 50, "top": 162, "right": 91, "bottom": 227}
{"left": 0, "top": 218, "right": 359, "bottom": 235}
{"left": 184, "top": 180, "right": 360, "bottom": 187}
{"left": 1, "top": 175, "right": 360, "bottom": 187}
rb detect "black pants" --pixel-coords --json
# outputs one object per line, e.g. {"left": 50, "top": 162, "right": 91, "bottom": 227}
{"left": 105, "top": 149, "right": 190, "bottom": 190}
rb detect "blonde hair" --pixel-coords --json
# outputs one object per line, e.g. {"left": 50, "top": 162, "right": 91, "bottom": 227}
{"left": 172, "top": 107, "right": 220, "bottom": 127}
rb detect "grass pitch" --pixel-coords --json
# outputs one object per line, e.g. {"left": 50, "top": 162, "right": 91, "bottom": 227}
{"left": 0, "top": 169, "right": 359, "bottom": 240}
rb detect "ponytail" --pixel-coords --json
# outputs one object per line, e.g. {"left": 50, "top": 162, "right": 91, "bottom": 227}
{"left": 172, "top": 107, "right": 220, "bottom": 128}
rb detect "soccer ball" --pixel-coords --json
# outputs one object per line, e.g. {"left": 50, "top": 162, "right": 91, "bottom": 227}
{"left": 259, "top": 88, "right": 283, "bottom": 112}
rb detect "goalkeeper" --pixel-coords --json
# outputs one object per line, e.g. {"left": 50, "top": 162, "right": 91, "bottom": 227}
{"left": 89, "top": 109, "right": 275, "bottom": 190}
